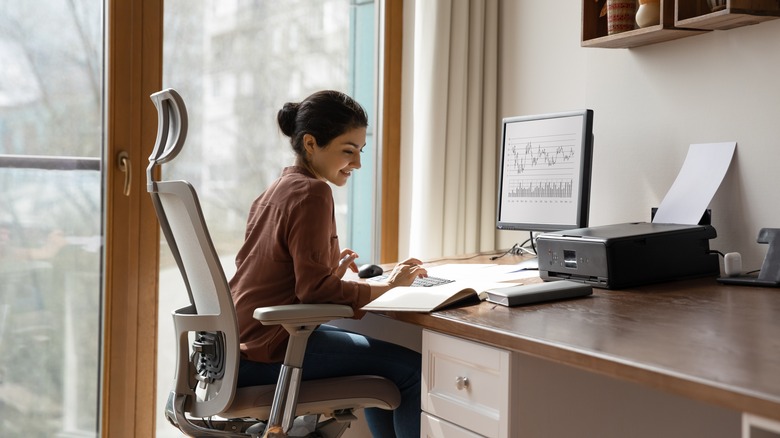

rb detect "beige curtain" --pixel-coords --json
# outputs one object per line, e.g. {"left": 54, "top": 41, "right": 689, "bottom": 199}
{"left": 402, "top": 0, "right": 498, "bottom": 260}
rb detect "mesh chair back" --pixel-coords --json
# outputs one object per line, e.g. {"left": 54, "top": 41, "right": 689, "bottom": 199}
{"left": 148, "top": 89, "right": 239, "bottom": 418}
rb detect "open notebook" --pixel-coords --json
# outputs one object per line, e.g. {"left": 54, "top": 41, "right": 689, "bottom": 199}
{"left": 361, "top": 280, "right": 505, "bottom": 312}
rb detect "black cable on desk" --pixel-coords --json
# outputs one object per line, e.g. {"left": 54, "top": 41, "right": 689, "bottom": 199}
{"left": 490, "top": 243, "right": 519, "bottom": 260}
{"left": 491, "top": 232, "right": 537, "bottom": 260}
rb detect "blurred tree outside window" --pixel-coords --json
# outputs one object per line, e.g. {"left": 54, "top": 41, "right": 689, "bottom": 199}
{"left": 0, "top": 1, "right": 103, "bottom": 437}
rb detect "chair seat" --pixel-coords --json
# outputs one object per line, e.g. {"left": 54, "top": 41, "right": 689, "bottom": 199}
{"left": 224, "top": 375, "right": 401, "bottom": 419}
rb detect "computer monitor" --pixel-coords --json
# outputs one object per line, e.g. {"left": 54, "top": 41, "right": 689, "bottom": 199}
{"left": 496, "top": 109, "right": 594, "bottom": 233}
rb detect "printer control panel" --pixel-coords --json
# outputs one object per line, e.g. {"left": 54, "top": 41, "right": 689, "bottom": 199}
{"left": 538, "top": 238, "right": 607, "bottom": 283}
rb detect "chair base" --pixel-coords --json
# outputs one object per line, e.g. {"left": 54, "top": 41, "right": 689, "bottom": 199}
{"left": 166, "top": 392, "right": 353, "bottom": 438}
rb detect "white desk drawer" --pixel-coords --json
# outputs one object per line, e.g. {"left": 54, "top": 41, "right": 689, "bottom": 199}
{"left": 743, "top": 414, "right": 780, "bottom": 437}
{"left": 422, "top": 330, "right": 511, "bottom": 438}
{"left": 422, "top": 412, "right": 484, "bottom": 438}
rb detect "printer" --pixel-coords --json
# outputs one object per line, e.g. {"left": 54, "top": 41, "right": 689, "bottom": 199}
{"left": 536, "top": 222, "right": 719, "bottom": 289}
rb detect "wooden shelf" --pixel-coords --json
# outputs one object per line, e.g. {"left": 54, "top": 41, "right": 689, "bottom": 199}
{"left": 582, "top": 0, "right": 707, "bottom": 48}
{"left": 581, "top": 23, "right": 706, "bottom": 48}
{"left": 582, "top": 0, "right": 779, "bottom": 48}
{"left": 676, "top": 0, "right": 780, "bottom": 30}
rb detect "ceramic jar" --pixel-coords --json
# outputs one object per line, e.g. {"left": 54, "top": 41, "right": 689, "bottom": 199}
{"left": 636, "top": 0, "right": 660, "bottom": 27}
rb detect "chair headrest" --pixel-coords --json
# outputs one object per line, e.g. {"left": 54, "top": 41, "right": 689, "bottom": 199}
{"left": 148, "top": 88, "right": 189, "bottom": 184}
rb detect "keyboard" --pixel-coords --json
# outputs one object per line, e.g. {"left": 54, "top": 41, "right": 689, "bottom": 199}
{"left": 369, "top": 275, "right": 455, "bottom": 287}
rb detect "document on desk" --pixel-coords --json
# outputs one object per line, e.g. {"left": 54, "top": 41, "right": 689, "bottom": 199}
{"left": 652, "top": 142, "right": 736, "bottom": 225}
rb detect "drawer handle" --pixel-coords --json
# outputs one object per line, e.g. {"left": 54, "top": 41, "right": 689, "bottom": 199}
{"left": 455, "top": 376, "right": 469, "bottom": 390}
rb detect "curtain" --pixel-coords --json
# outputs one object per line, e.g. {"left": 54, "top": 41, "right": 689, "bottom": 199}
{"left": 402, "top": 0, "right": 498, "bottom": 260}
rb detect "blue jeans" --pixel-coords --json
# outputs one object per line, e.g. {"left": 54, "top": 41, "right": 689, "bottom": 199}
{"left": 237, "top": 325, "right": 421, "bottom": 438}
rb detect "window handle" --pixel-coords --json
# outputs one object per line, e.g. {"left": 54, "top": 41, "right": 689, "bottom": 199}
{"left": 117, "top": 151, "right": 131, "bottom": 196}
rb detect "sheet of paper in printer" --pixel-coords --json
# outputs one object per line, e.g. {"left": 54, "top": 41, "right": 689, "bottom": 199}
{"left": 652, "top": 142, "right": 736, "bottom": 225}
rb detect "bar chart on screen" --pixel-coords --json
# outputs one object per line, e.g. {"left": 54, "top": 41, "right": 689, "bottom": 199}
{"left": 504, "top": 132, "right": 580, "bottom": 201}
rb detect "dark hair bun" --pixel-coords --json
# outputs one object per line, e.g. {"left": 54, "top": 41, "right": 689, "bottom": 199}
{"left": 277, "top": 90, "right": 367, "bottom": 159}
{"left": 277, "top": 102, "right": 300, "bottom": 138}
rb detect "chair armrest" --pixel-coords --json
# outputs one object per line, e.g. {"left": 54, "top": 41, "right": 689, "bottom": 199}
{"left": 253, "top": 304, "right": 354, "bottom": 326}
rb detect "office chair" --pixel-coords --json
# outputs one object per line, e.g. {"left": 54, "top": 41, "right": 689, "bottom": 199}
{"left": 147, "top": 88, "right": 401, "bottom": 438}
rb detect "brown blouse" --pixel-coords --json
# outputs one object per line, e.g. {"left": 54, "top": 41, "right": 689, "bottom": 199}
{"left": 229, "top": 166, "right": 371, "bottom": 363}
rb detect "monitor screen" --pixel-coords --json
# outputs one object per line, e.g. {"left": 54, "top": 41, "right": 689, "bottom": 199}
{"left": 496, "top": 109, "right": 594, "bottom": 232}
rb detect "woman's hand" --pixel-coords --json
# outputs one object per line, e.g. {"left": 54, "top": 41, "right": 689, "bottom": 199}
{"left": 334, "top": 249, "right": 359, "bottom": 278}
{"left": 384, "top": 258, "right": 427, "bottom": 287}
{"left": 367, "top": 257, "right": 428, "bottom": 301}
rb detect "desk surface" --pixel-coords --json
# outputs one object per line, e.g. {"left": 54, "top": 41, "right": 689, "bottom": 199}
{"left": 380, "top": 254, "right": 780, "bottom": 422}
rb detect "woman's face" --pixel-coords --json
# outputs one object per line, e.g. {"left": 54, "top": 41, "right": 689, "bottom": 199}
{"left": 305, "top": 126, "right": 366, "bottom": 187}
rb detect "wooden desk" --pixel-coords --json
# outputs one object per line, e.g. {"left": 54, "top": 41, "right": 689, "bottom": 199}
{"left": 355, "top": 254, "right": 780, "bottom": 437}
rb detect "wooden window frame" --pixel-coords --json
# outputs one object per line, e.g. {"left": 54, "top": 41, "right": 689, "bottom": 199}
{"left": 380, "top": 0, "right": 403, "bottom": 263}
{"left": 102, "top": 0, "right": 162, "bottom": 436}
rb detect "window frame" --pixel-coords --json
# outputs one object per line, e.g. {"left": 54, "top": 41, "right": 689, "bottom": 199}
{"left": 379, "top": 0, "right": 403, "bottom": 263}
{"left": 102, "top": 0, "right": 162, "bottom": 436}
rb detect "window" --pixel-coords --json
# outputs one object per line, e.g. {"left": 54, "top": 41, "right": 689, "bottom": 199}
{"left": 158, "top": 1, "right": 377, "bottom": 435}
{"left": 0, "top": 1, "right": 103, "bottom": 436}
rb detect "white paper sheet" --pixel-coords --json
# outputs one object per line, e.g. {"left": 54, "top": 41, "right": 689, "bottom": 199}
{"left": 426, "top": 264, "right": 497, "bottom": 280}
{"left": 652, "top": 142, "right": 736, "bottom": 225}
{"left": 427, "top": 263, "right": 538, "bottom": 283}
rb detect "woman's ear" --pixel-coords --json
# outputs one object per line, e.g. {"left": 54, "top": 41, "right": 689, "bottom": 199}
{"left": 302, "top": 133, "right": 317, "bottom": 155}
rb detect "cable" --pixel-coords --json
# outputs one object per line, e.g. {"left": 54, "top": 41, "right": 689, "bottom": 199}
{"left": 490, "top": 243, "right": 519, "bottom": 260}
{"left": 490, "top": 231, "right": 540, "bottom": 260}
{"left": 425, "top": 251, "right": 500, "bottom": 264}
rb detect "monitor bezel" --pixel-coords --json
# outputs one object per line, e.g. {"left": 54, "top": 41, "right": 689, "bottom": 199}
{"left": 495, "top": 109, "right": 594, "bottom": 233}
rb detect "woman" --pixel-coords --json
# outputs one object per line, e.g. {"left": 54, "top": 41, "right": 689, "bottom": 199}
{"left": 230, "top": 90, "right": 426, "bottom": 438}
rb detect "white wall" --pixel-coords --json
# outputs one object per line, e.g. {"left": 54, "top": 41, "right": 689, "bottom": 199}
{"left": 497, "top": 1, "right": 780, "bottom": 271}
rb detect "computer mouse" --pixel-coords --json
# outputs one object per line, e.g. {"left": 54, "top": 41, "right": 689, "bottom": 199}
{"left": 358, "top": 264, "right": 384, "bottom": 279}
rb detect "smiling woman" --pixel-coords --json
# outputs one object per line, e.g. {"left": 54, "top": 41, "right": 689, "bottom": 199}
{"left": 229, "top": 89, "right": 426, "bottom": 438}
